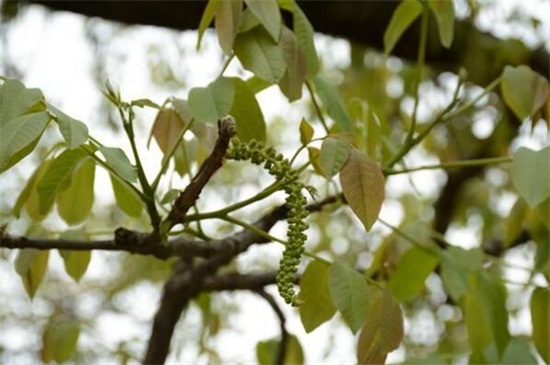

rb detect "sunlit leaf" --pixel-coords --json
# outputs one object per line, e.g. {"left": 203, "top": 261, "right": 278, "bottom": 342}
{"left": 244, "top": 0, "right": 281, "bottom": 41}
{"left": 299, "top": 118, "right": 314, "bottom": 145}
{"left": 0, "top": 111, "right": 50, "bottom": 173}
{"left": 384, "top": 0, "right": 423, "bottom": 54}
{"left": 510, "top": 146, "right": 550, "bottom": 207}
{"left": 501, "top": 65, "right": 549, "bottom": 121}
{"left": 109, "top": 173, "right": 143, "bottom": 218}
{"left": 49, "top": 104, "right": 89, "bottom": 149}
{"left": 312, "top": 75, "right": 353, "bottom": 132}
{"left": 99, "top": 146, "right": 138, "bottom": 183}
{"left": 387, "top": 246, "right": 438, "bottom": 302}
{"left": 36, "top": 148, "right": 88, "bottom": 214}
{"left": 197, "top": 0, "right": 219, "bottom": 50}
{"left": 291, "top": 2, "right": 319, "bottom": 78}
{"left": 189, "top": 77, "right": 235, "bottom": 125}
{"left": 339, "top": 149, "right": 385, "bottom": 231}
{"left": 427, "top": 0, "right": 455, "bottom": 48}
{"left": 229, "top": 77, "right": 266, "bottom": 141}
{"left": 15, "top": 248, "right": 49, "bottom": 299}
{"left": 278, "top": 27, "right": 307, "bottom": 101}
{"left": 0, "top": 78, "right": 45, "bottom": 122}
{"left": 318, "top": 136, "right": 350, "bottom": 178}
{"left": 234, "top": 27, "right": 286, "bottom": 84}
{"left": 23, "top": 159, "right": 56, "bottom": 221}
{"left": 299, "top": 259, "right": 336, "bottom": 333}
{"left": 357, "top": 290, "right": 404, "bottom": 365}
{"left": 531, "top": 287, "right": 549, "bottom": 363}
{"left": 328, "top": 262, "right": 371, "bottom": 333}
{"left": 41, "top": 317, "right": 80, "bottom": 363}
{"left": 215, "top": 0, "right": 242, "bottom": 54}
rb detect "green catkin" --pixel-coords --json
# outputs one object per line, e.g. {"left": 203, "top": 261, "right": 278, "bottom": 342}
{"left": 226, "top": 138, "right": 311, "bottom": 306}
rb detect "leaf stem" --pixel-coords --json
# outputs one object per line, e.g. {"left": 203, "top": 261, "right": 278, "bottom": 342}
{"left": 218, "top": 54, "right": 235, "bottom": 78}
{"left": 385, "top": 157, "right": 512, "bottom": 175}
{"left": 306, "top": 81, "right": 330, "bottom": 134}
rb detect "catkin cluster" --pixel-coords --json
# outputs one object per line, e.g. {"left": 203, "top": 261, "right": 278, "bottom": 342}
{"left": 226, "top": 138, "right": 309, "bottom": 306}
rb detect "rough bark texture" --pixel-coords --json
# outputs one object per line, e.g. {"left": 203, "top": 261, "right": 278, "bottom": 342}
{"left": 10, "top": 0, "right": 549, "bottom": 87}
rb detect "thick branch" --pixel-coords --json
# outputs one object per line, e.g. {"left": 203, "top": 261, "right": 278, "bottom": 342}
{"left": 165, "top": 117, "right": 236, "bottom": 227}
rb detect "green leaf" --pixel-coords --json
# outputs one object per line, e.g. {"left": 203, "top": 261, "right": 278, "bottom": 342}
{"left": 215, "top": 0, "right": 242, "bottom": 54}
{"left": 298, "top": 260, "right": 336, "bottom": 333}
{"left": 427, "top": 0, "right": 455, "bottom": 48}
{"left": 278, "top": 27, "right": 307, "bottom": 101}
{"left": 41, "top": 317, "right": 80, "bottom": 363}
{"left": 246, "top": 76, "right": 272, "bottom": 94}
{"left": 312, "top": 75, "right": 353, "bottom": 132}
{"left": 256, "top": 335, "right": 304, "bottom": 365}
{"left": 99, "top": 146, "right": 138, "bottom": 183}
{"left": 339, "top": 149, "right": 385, "bottom": 231}
{"left": 188, "top": 77, "right": 235, "bottom": 125}
{"left": 49, "top": 105, "right": 89, "bottom": 149}
{"left": 160, "top": 189, "right": 180, "bottom": 205}
{"left": 387, "top": 246, "right": 438, "bottom": 302}
{"left": 244, "top": 0, "right": 281, "bottom": 41}
{"left": 36, "top": 149, "right": 88, "bottom": 214}
{"left": 357, "top": 290, "right": 404, "bottom": 365}
{"left": 22, "top": 159, "right": 56, "bottom": 221}
{"left": 531, "top": 287, "right": 549, "bottom": 363}
{"left": 510, "top": 146, "right": 550, "bottom": 207}
{"left": 291, "top": 2, "right": 319, "bottom": 78}
{"left": 0, "top": 111, "right": 50, "bottom": 173}
{"left": 299, "top": 118, "right": 314, "bottom": 145}
{"left": 239, "top": 8, "right": 262, "bottom": 33}
{"left": 13, "top": 162, "right": 43, "bottom": 218}
{"left": 384, "top": 0, "right": 423, "bottom": 54}
{"left": 501, "top": 66, "right": 549, "bottom": 121}
{"left": 485, "top": 337, "right": 538, "bottom": 365}
{"left": 109, "top": 173, "right": 143, "bottom": 218}
{"left": 197, "top": 0, "right": 219, "bottom": 50}
{"left": 229, "top": 77, "right": 266, "bottom": 141}
{"left": 130, "top": 98, "right": 161, "bottom": 109}
{"left": 234, "top": 27, "right": 286, "bottom": 84}
{"left": 0, "top": 79, "right": 45, "bottom": 123}
{"left": 59, "top": 229, "right": 91, "bottom": 282}
{"left": 328, "top": 262, "right": 371, "bottom": 333}
{"left": 318, "top": 136, "right": 350, "bottom": 178}
{"left": 15, "top": 249, "right": 49, "bottom": 299}
{"left": 439, "top": 246, "right": 483, "bottom": 301}
{"left": 56, "top": 157, "right": 95, "bottom": 225}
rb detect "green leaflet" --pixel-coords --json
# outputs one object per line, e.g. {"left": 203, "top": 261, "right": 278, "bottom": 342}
{"left": 109, "top": 173, "right": 143, "bottom": 218}
{"left": 99, "top": 146, "right": 138, "bottom": 183}
{"left": 384, "top": 0, "right": 423, "bottom": 54}
{"left": 427, "top": 0, "right": 455, "bottom": 48}
{"left": 318, "top": 136, "right": 350, "bottom": 178}
{"left": 298, "top": 260, "right": 336, "bottom": 333}
{"left": 41, "top": 317, "right": 80, "bottom": 363}
{"left": 312, "top": 75, "right": 353, "bottom": 132}
{"left": 501, "top": 65, "right": 549, "bottom": 121}
{"left": 188, "top": 77, "right": 235, "bottom": 125}
{"left": 244, "top": 0, "right": 281, "bottom": 41}
{"left": 49, "top": 104, "right": 89, "bottom": 149}
{"left": 56, "top": 157, "right": 96, "bottom": 225}
{"left": 15, "top": 248, "right": 49, "bottom": 299}
{"left": 228, "top": 77, "right": 266, "bottom": 141}
{"left": 510, "top": 146, "right": 550, "bottom": 207}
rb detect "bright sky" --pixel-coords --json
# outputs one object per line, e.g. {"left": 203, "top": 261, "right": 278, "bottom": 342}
{"left": 0, "top": 1, "right": 549, "bottom": 364}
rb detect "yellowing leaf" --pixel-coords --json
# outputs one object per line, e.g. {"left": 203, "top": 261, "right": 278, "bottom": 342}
{"left": 15, "top": 249, "right": 49, "bottom": 299}
{"left": 229, "top": 77, "right": 266, "bottom": 141}
{"left": 531, "top": 287, "right": 549, "bottom": 363}
{"left": 319, "top": 136, "right": 350, "bottom": 178}
{"left": 299, "top": 118, "right": 314, "bottom": 145}
{"left": 510, "top": 146, "right": 550, "bottom": 207}
{"left": 215, "top": 0, "right": 242, "bottom": 54}
{"left": 234, "top": 27, "right": 286, "bottom": 84}
{"left": 427, "top": 0, "right": 455, "bottom": 48}
{"left": 328, "top": 262, "right": 371, "bottom": 333}
{"left": 278, "top": 27, "right": 307, "bottom": 101}
{"left": 151, "top": 108, "right": 186, "bottom": 154}
{"left": 501, "top": 65, "right": 549, "bottom": 121}
{"left": 299, "top": 260, "right": 336, "bottom": 333}
{"left": 56, "top": 158, "right": 95, "bottom": 225}
{"left": 188, "top": 77, "right": 235, "bottom": 125}
{"left": 244, "top": 0, "right": 281, "bottom": 41}
{"left": 357, "top": 290, "right": 404, "bottom": 365}
{"left": 340, "top": 149, "right": 385, "bottom": 231}
{"left": 384, "top": 0, "right": 423, "bottom": 54}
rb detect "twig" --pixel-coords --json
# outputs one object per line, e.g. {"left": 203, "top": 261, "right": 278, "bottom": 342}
{"left": 255, "top": 289, "right": 289, "bottom": 365}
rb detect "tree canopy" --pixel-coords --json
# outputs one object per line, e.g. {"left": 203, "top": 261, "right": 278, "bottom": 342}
{"left": 0, "top": 1, "right": 549, "bottom": 364}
